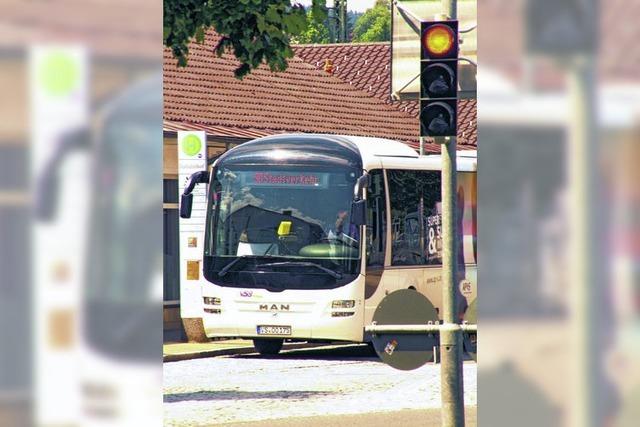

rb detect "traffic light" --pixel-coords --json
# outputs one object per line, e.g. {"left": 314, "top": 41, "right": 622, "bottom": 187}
{"left": 420, "top": 20, "right": 459, "bottom": 138}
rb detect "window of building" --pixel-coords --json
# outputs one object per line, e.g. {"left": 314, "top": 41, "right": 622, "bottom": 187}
{"left": 163, "top": 179, "right": 180, "bottom": 302}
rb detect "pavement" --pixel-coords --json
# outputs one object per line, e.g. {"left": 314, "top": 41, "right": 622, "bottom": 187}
{"left": 164, "top": 344, "right": 477, "bottom": 426}
{"left": 217, "top": 407, "right": 477, "bottom": 427}
{"left": 163, "top": 339, "right": 329, "bottom": 362}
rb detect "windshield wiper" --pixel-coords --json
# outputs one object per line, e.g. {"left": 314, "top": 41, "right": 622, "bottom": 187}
{"left": 259, "top": 261, "right": 342, "bottom": 279}
{"left": 218, "top": 255, "right": 273, "bottom": 277}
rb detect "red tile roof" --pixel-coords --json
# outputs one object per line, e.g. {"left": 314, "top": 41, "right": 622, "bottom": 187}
{"left": 0, "top": 0, "right": 159, "bottom": 61}
{"left": 164, "top": 37, "right": 443, "bottom": 152}
{"left": 163, "top": 120, "right": 271, "bottom": 140}
{"left": 293, "top": 42, "right": 477, "bottom": 146}
{"left": 600, "top": 0, "right": 640, "bottom": 83}
{"left": 164, "top": 33, "right": 477, "bottom": 152}
{"left": 294, "top": 43, "right": 393, "bottom": 102}
{"left": 481, "top": 0, "right": 640, "bottom": 87}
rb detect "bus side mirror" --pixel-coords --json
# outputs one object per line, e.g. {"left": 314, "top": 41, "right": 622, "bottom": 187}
{"left": 35, "top": 167, "right": 59, "bottom": 221}
{"left": 351, "top": 199, "right": 366, "bottom": 226}
{"left": 35, "top": 127, "right": 90, "bottom": 221}
{"left": 180, "top": 170, "right": 209, "bottom": 219}
{"left": 180, "top": 193, "right": 193, "bottom": 218}
{"left": 353, "top": 172, "right": 370, "bottom": 199}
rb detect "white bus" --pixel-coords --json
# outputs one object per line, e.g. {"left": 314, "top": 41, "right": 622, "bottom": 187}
{"left": 181, "top": 134, "right": 477, "bottom": 355}
{"left": 36, "top": 75, "right": 163, "bottom": 425}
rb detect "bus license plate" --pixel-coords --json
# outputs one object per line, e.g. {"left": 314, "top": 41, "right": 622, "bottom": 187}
{"left": 257, "top": 325, "right": 291, "bottom": 336}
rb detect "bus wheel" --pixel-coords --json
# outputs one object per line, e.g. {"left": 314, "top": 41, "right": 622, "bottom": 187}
{"left": 253, "top": 339, "right": 283, "bottom": 355}
{"left": 366, "top": 341, "right": 377, "bottom": 356}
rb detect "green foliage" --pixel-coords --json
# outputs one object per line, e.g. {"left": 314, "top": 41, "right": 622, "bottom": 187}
{"left": 293, "top": 9, "right": 330, "bottom": 44}
{"left": 164, "top": 0, "right": 327, "bottom": 79}
{"left": 347, "top": 10, "right": 363, "bottom": 39}
{"left": 352, "top": 1, "right": 391, "bottom": 43}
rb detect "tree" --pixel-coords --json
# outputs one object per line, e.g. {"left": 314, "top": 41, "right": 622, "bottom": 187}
{"left": 293, "top": 8, "right": 330, "bottom": 44}
{"left": 347, "top": 10, "right": 363, "bottom": 40}
{"left": 351, "top": 0, "right": 391, "bottom": 43}
{"left": 296, "top": 6, "right": 359, "bottom": 44}
{"left": 164, "top": 0, "right": 327, "bottom": 79}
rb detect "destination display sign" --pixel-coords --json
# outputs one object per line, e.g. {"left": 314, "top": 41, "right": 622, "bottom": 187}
{"left": 241, "top": 171, "right": 329, "bottom": 189}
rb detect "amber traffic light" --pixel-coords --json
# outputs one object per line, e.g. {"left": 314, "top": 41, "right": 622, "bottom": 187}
{"left": 420, "top": 20, "right": 459, "bottom": 138}
{"left": 422, "top": 23, "right": 457, "bottom": 59}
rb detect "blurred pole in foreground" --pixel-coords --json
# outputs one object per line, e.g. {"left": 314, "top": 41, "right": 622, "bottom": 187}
{"left": 568, "top": 54, "right": 600, "bottom": 427}
{"left": 524, "top": 0, "right": 602, "bottom": 425}
{"left": 564, "top": 2, "right": 601, "bottom": 425}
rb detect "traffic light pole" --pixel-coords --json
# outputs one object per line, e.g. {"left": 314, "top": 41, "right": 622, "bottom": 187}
{"left": 439, "top": 0, "right": 465, "bottom": 426}
{"left": 440, "top": 135, "right": 465, "bottom": 427}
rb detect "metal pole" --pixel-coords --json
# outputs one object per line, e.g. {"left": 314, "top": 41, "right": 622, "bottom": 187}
{"left": 441, "top": 140, "right": 458, "bottom": 325}
{"left": 439, "top": 0, "right": 464, "bottom": 426}
{"left": 443, "top": 0, "right": 456, "bottom": 22}
{"left": 328, "top": 7, "right": 336, "bottom": 43}
{"left": 365, "top": 324, "right": 477, "bottom": 334}
{"left": 568, "top": 54, "right": 599, "bottom": 427}
{"left": 440, "top": 323, "right": 464, "bottom": 426}
{"left": 341, "top": 0, "right": 347, "bottom": 42}
{"left": 440, "top": 135, "right": 464, "bottom": 427}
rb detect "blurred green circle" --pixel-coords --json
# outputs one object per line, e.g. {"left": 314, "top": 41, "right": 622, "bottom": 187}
{"left": 39, "top": 52, "right": 80, "bottom": 97}
{"left": 182, "top": 134, "right": 202, "bottom": 156}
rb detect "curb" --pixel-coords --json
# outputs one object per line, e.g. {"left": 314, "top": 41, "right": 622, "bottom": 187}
{"left": 163, "top": 341, "right": 323, "bottom": 363}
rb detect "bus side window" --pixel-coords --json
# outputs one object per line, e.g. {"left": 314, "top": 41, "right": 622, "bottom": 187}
{"left": 458, "top": 171, "right": 477, "bottom": 265}
{"left": 388, "top": 170, "right": 441, "bottom": 266}
{"left": 366, "top": 170, "right": 386, "bottom": 267}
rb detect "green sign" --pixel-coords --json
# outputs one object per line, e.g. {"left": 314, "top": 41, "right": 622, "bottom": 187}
{"left": 38, "top": 51, "right": 80, "bottom": 97}
{"left": 181, "top": 134, "right": 202, "bottom": 156}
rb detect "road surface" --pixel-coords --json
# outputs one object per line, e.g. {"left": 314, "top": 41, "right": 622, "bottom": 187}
{"left": 164, "top": 344, "right": 477, "bottom": 426}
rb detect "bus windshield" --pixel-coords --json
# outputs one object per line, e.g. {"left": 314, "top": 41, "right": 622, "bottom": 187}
{"left": 205, "top": 165, "right": 361, "bottom": 290}
{"left": 84, "top": 113, "right": 162, "bottom": 360}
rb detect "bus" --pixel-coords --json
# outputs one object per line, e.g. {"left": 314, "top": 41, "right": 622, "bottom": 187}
{"left": 36, "top": 74, "right": 162, "bottom": 425}
{"left": 181, "top": 134, "right": 477, "bottom": 355}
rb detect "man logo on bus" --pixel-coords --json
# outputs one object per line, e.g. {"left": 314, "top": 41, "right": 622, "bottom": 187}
{"left": 259, "top": 304, "right": 290, "bottom": 311}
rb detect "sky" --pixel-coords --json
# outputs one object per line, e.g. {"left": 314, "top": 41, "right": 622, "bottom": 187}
{"left": 297, "top": 0, "right": 378, "bottom": 13}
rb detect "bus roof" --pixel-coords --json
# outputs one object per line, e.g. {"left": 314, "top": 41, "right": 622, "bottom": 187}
{"left": 215, "top": 134, "right": 476, "bottom": 172}
{"left": 339, "top": 135, "right": 477, "bottom": 172}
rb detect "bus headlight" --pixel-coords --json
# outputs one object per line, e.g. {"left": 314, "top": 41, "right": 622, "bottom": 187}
{"left": 331, "top": 300, "right": 355, "bottom": 309}
{"left": 203, "top": 297, "right": 221, "bottom": 305}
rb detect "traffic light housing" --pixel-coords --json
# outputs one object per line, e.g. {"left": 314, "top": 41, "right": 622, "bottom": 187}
{"left": 420, "top": 20, "right": 459, "bottom": 138}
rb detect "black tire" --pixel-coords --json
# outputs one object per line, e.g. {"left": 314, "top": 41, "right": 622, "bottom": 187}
{"left": 253, "top": 338, "right": 284, "bottom": 355}
{"left": 365, "top": 341, "right": 378, "bottom": 357}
